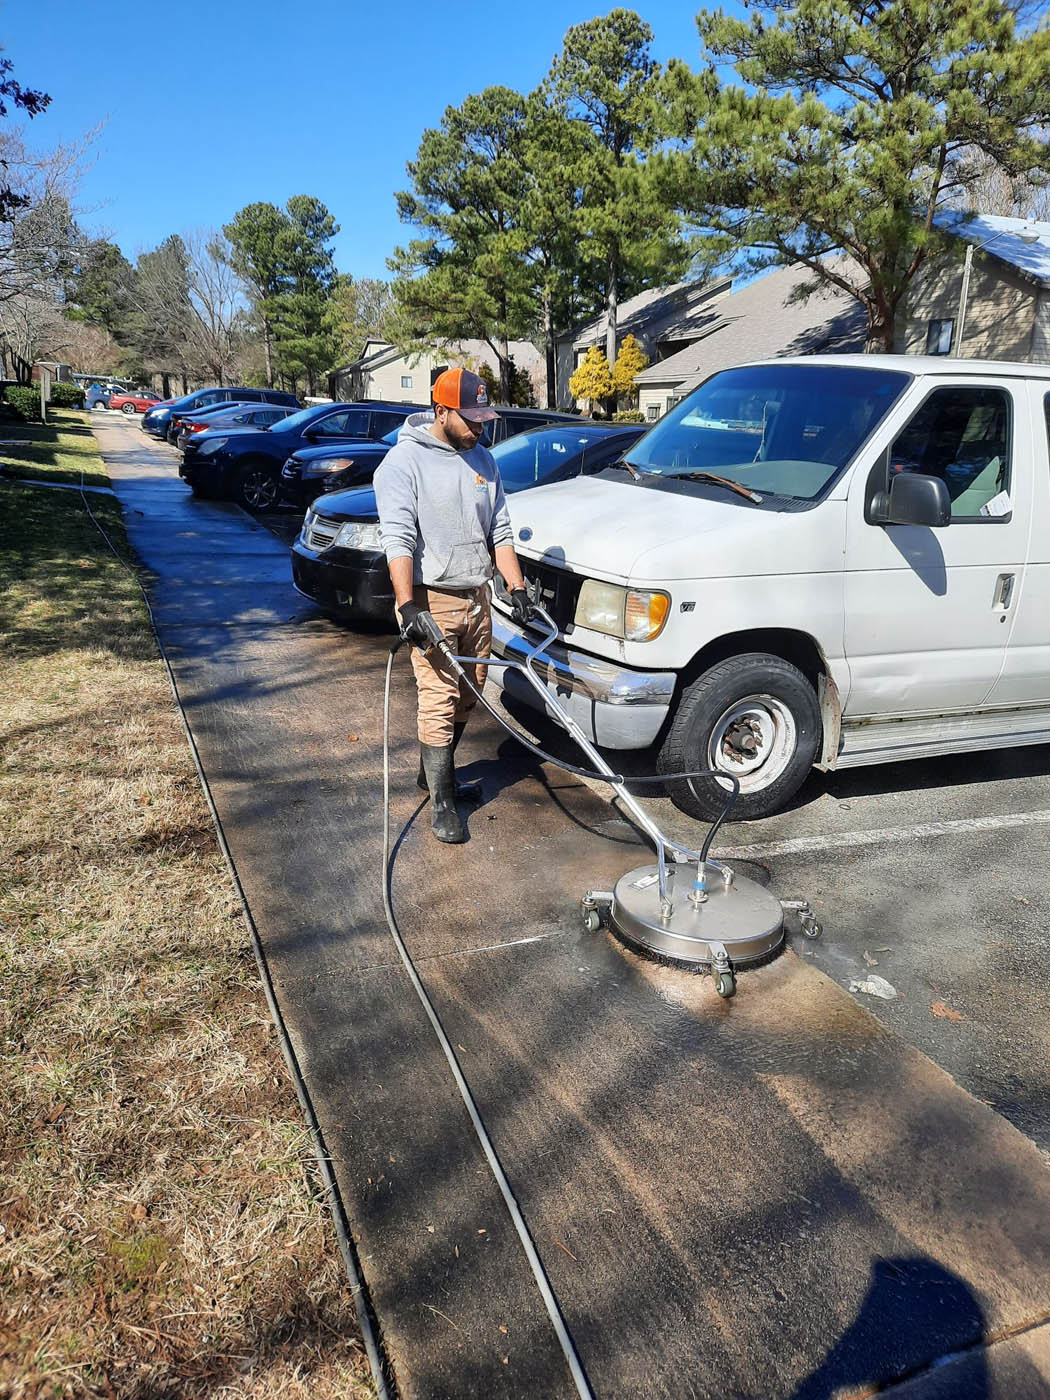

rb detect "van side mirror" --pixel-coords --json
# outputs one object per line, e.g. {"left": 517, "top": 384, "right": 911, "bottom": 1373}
{"left": 870, "top": 471, "right": 951, "bottom": 528}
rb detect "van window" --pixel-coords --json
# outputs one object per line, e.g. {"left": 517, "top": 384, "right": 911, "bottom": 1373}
{"left": 890, "top": 386, "right": 1011, "bottom": 520}
{"left": 625, "top": 364, "right": 909, "bottom": 502}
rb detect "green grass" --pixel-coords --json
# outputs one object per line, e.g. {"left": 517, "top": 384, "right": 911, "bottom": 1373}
{"left": 0, "top": 419, "right": 374, "bottom": 1399}
{"left": 0, "top": 406, "right": 109, "bottom": 487}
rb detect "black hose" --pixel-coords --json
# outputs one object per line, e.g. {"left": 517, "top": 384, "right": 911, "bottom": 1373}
{"left": 391, "top": 633, "right": 741, "bottom": 852}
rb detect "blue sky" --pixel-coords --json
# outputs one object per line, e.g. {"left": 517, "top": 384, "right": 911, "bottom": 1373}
{"left": 3, "top": 0, "right": 731, "bottom": 280}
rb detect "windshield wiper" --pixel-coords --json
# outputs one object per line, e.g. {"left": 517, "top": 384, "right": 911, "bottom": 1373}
{"left": 612, "top": 458, "right": 656, "bottom": 480}
{"left": 663, "top": 470, "right": 764, "bottom": 503}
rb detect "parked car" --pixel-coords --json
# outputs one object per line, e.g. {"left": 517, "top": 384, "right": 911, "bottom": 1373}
{"left": 175, "top": 402, "right": 296, "bottom": 448}
{"left": 172, "top": 400, "right": 257, "bottom": 445}
{"left": 142, "top": 386, "right": 299, "bottom": 439}
{"left": 290, "top": 422, "right": 644, "bottom": 625}
{"left": 179, "top": 401, "right": 424, "bottom": 510}
{"left": 85, "top": 382, "right": 130, "bottom": 410}
{"left": 166, "top": 388, "right": 299, "bottom": 442}
{"left": 108, "top": 389, "right": 164, "bottom": 415}
{"left": 478, "top": 354, "right": 1050, "bottom": 822}
{"left": 280, "top": 405, "right": 585, "bottom": 510}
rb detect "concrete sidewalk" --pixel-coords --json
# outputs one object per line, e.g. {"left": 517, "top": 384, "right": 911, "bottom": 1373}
{"left": 95, "top": 416, "right": 1050, "bottom": 1399}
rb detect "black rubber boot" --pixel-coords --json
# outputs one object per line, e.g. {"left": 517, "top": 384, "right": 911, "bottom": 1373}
{"left": 419, "top": 742, "right": 468, "bottom": 844}
{"left": 417, "top": 723, "right": 482, "bottom": 803}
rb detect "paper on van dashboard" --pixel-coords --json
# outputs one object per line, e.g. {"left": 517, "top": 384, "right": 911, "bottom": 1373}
{"left": 980, "top": 490, "right": 1012, "bottom": 517}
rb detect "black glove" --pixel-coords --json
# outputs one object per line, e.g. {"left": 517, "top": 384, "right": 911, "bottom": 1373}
{"left": 509, "top": 587, "right": 536, "bottom": 627}
{"left": 399, "top": 601, "right": 439, "bottom": 649}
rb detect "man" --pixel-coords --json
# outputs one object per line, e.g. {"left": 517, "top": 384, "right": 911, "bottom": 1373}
{"left": 374, "top": 368, "right": 535, "bottom": 844}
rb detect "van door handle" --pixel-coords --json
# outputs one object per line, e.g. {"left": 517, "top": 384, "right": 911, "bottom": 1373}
{"left": 993, "top": 573, "right": 1015, "bottom": 610}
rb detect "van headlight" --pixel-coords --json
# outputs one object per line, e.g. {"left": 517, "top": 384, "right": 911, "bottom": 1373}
{"left": 574, "top": 581, "right": 670, "bottom": 641}
{"left": 333, "top": 521, "right": 382, "bottom": 550}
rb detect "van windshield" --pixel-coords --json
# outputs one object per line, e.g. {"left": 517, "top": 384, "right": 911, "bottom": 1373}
{"left": 625, "top": 364, "right": 910, "bottom": 501}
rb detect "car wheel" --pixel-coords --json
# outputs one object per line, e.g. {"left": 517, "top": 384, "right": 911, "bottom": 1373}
{"left": 657, "top": 652, "right": 821, "bottom": 821}
{"left": 120, "top": 401, "right": 136, "bottom": 415}
{"left": 236, "top": 463, "right": 281, "bottom": 511}
{"left": 91, "top": 400, "right": 106, "bottom": 411}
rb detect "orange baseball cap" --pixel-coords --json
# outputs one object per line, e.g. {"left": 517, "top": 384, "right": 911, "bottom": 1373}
{"left": 432, "top": 367, "right": 498, "bottom": 422}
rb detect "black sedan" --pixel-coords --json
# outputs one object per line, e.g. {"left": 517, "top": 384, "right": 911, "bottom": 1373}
{"left": 290, "top": 422, "right": 644, "bottom": 626}
{"left": 179, "top": 400, "right": 422, "bottom": 510}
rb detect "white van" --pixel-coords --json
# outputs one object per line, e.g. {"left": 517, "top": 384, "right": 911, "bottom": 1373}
{"left": 490, "top": 355, "right": 1050, "bottom": 820}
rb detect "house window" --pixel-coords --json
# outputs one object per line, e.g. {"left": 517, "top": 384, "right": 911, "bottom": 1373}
{"left": 926, "top": 319, "right": 954, "bottom": 356}
{"left": 401, "top": 375, "right": 413, "bottom": 389}
{"left": 647, "top": 404, "right": 660, "bottom": 421}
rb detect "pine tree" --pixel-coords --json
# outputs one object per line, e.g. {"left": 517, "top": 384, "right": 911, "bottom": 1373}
{"left": 660, "top": 0, "right": 1050, "bottom": 350}
{"left": 612, "top": 332, "right": 648, "bottom": 404}
{"left": 569, "top": 346, "right": 614, "bottom": 416}
{"left": 547, "top": 11, "right": 689, "bottom": 368}
{"left": 390, "top": 87, "right": 535, "bottom": 402}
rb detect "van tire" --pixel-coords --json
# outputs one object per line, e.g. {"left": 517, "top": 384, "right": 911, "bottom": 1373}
{"left": 658, "top": 653, "right": 821, "bottom": 821}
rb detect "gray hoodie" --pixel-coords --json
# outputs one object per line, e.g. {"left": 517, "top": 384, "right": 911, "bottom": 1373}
{"left": 374, "top": 412, "right": 513, "bottom": 589}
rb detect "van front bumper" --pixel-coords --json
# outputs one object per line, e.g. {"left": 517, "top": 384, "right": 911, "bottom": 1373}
{"left": 490, "top": 612, "right": 675, "bottom": 750}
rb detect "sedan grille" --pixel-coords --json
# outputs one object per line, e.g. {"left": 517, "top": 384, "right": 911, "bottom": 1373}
{"left": 521, "top": 560, "right": 583, "bottom": 633}
{"left": 304, "top": 515, "right": 340, "bottom": 552}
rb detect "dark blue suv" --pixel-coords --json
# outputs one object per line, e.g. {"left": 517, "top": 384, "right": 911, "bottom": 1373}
{"left": 179, "top": 400, "right": 423, "bottom": 510}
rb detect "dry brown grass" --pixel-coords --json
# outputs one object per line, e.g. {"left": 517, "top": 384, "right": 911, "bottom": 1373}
{"left": 0, "top": 425, "right": 375, "bottom": 1399}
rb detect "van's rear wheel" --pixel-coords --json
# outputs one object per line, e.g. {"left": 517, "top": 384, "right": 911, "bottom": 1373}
{"left": 658, "top": 653, "right": 821, "bottom": 821}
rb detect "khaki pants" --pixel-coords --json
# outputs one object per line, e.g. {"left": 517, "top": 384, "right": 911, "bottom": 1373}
{"left": 400, "top": 585, "right": 491, "bottom": 746}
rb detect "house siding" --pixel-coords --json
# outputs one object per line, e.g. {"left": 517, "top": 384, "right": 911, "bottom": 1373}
{"left": 896, "top": 256, "right": 1038, "bottom": 362}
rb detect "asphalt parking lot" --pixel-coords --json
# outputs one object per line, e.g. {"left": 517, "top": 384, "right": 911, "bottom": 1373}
{"left": 95, "top": 411, "right": 1050, "bottom": 1397}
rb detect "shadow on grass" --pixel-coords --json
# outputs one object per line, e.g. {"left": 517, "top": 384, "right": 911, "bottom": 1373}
{"left": 0, "top": 485, "right": 158, "bottom": 663}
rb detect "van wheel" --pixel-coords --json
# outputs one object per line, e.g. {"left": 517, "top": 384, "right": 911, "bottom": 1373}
{"left": 658, "top": 653, "right": 821, "bottom": 822}
{"left": 236, "top": 463, "right": 280, "bottom": 511}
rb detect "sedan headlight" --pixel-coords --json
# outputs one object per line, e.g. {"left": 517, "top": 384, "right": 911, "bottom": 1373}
{"left": 574, "top": 580, "right": 670, "bottom": 641}
{"left": 333, "top": 520, "right": 383, "bottom": 550}
{"left": 309, "top": 457, "right": 356, "bottom": 476}
{"left": 198, "top": 436, "right": 228, "bottom": 455}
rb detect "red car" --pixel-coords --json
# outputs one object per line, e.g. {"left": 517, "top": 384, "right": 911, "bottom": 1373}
{"left": 108, "top": 390, "right": 164, "bottom": 415}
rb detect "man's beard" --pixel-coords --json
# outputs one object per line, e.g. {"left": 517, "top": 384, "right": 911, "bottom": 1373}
{"left": 448, "top": 421, "right": 483, "bottom": 452}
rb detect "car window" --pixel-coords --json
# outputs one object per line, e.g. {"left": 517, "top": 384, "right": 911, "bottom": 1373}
{"left": 889, "top": 386, "right": 1012, "bottom": 520}
{"left": 501, "top": 414, "right": 540, "bottom": 440}
{"left": 311, "top": 409, "right": 370, "bottom": 438}
{"left": 492, "top": 428, "right": 605, "bottom": 491}
{"left": 583, "top": 433, "right": 639, "bottom": 473}
{"left": 197, "top": 390, "right": 225, "bottom": 407}
{"left": 371, "top": 410, "right": 407, "bottom": 438}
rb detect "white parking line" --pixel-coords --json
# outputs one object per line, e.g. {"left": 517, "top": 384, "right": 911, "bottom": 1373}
{"left": 713, "top": 808, "right": 1050, "bottom": 861}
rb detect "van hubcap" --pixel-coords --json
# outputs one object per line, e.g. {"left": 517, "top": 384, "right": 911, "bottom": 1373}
{"left": 708, "top": 696, "right": 797, "bottom": 792}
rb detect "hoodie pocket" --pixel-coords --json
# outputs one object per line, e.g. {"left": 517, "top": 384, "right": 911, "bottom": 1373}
{"left": 435, "top": 539, "right": 491, "bottom": 584}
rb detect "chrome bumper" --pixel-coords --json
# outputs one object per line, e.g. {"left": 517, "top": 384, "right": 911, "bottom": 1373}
{"left": 490, "top": 612, "right": 675, "bottom": 749}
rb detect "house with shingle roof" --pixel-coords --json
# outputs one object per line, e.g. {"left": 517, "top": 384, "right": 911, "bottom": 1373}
{"left": 897, "top": 211, "right": 1050, "bottom": 361}
{"left": 328, "top": 336, "right": 546, "bottom": 405}
{"left": 555, "top": 276, "right": 733, "bottom": 409}
{"left": 632, "top": 264, "right": 867, "bottom": 423}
